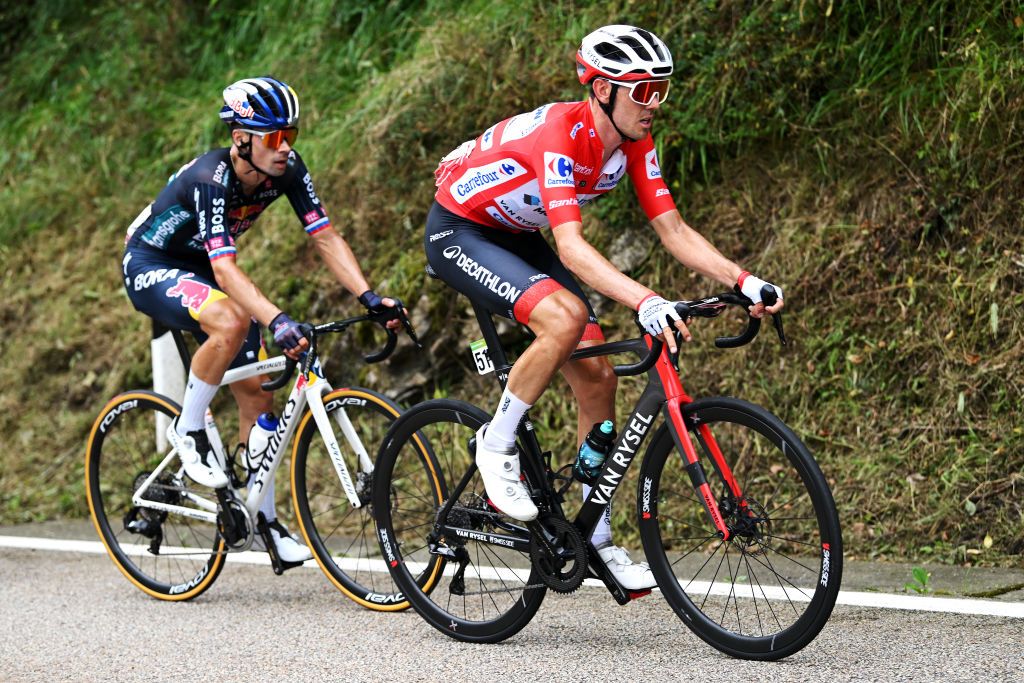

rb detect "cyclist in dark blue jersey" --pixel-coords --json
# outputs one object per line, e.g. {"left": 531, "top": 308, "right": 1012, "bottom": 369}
{"left": 122, "top": 76, "right": 398, "bottom": 562}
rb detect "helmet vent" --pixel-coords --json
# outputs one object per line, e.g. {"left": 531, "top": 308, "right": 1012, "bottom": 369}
{"left": 619, "top": 35, "right": 653, "bottom": 62}
{"left": 595, "top": 42, "right": 630, "bottom": 64}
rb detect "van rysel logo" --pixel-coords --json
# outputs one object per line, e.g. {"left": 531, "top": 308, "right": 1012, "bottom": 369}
{"left": 590, "top": 412, "right": 655, "bottom": 504}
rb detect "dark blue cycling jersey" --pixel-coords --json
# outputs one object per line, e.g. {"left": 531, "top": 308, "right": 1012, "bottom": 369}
{"left": 124, "top": 148, "right": 331, "bottom": 262}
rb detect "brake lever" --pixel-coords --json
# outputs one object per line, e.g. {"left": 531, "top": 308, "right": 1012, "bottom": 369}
{"left": 759, "top": 285, "right": 787, "bottom": 346}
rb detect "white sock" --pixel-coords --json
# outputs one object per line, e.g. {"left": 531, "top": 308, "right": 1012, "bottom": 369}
{"left": 484, "top": 387, "right": 531, "bottom": 451}
{"left": 177, "top": 371, "right": 219, "bottom": 433}
{"left": 584, "top": 483, "right": 613, "bottom": 548}
{"left": 249, "top": 472, "right": 277, "bottom": 522}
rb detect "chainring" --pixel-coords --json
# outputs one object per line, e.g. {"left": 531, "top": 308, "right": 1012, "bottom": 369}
{"left": 529, "top": 515, "right": 587, "bottom": 594}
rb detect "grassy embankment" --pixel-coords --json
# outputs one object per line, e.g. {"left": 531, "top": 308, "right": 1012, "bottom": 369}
{"left": 0, "top": 1, "right": 1021, "bottom": 566}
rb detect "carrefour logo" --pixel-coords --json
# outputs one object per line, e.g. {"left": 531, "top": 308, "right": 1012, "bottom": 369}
{"left": 451, "top": 159, "right": 526, "bottom": 204}
{"left": 645, "top": 149, "right": 662, "bottom": 179}
{"left": 544, "top": 152, "right": 575, "bottom": 188}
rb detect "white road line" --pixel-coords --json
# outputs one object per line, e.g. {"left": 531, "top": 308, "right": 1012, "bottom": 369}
{"left": 3, "top": 534, "right": 1022, "bottom": 619}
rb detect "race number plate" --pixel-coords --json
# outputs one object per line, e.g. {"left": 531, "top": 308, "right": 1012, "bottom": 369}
{"left": 470, "top": 339, "right": 494, "bottom": 375}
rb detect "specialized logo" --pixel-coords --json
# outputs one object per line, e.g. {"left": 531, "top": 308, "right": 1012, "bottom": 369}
{"left": 590, "top": 412, "right": 654, "bottom": 505}
{"left": 429, "top": 229, "right": 454, "bottom": 242}
{"left": 544, "top": 152, "right": 575, "bottom": 188}
{"left": 133, "top": 267, "right": 183, "bottom": 292}
{"left": 441, "top": 245, "right": 522, "bottom": 303}
{"left": 451, "top": 159, "right": 527, "bottom": 204}
{"left": 641, "top": 476, "right": 653, "bottom": 519}
{"left": 645, "top": 149, "right": 662, "bottom": 179}
{"left": 166, "top": 277, "right": 212, "bottom": 316}
{"left": 99, "top": 400, "right": 138, "bottom": 434}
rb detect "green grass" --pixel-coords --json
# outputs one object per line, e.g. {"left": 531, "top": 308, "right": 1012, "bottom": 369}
{"left": 0, "top": 0, "right": 1022, "bottom": 565}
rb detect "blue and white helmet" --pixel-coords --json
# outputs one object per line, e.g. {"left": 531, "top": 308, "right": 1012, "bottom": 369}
{"left": 219, "top": 76, "right": 299, "bottom": 130}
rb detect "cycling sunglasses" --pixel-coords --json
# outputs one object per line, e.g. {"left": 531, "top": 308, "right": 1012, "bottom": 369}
{"left": 240, "top": 127, "right": 299, "bottom": 149}
{"left": 608, "top": 78, "right": 671, "bottom": 106}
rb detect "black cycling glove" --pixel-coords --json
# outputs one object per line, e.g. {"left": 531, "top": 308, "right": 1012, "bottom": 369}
{"left": 269, "top": 312, "right": 305, "bottom": 351}
{"left": 358, "top": 289, "right": 387, "bottom": 313}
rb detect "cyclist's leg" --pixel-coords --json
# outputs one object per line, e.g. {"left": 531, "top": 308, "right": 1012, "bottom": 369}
{"left": 425, "top": 203, "right": 587, "bottom": 520}
{"left": 519, "top": 233, "right": 655, "bottom": 590}
{"left": 124, "top": 246, "right": 247, "bottom": 487}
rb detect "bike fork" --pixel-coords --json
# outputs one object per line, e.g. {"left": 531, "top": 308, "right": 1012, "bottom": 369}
{"left": 665, "top": 397, "right": 732, "bottom": 541}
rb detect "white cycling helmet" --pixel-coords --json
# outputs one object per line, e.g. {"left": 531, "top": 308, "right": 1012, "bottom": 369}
{"left": 576, "top": 25, "right": 673, "bottom": 83}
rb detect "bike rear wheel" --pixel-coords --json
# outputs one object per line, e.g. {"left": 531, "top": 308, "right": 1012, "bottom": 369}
{"left": 291, "top": 387, "right": 443, "bottom": 611}
{"left": 86, "top": 391, "right": 226, "bottom": 600}
{"left": 638, "top": 397, "right": 842, "bottom": 660}
{"left": 373, "top": 399, "right": 546, "bottom": 643}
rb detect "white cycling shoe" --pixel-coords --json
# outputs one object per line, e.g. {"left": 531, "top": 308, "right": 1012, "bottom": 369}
{"left": 252, "top": 519, "right": 313, "bottom": 563}
{"left": 597, "top": 543, "right": 657, "bottom": 591}
{"left": 474, "top": 425, "right": 538, "bottom": 522}
{"left": 166, "top": 419, "right": 229, "bottom": 489}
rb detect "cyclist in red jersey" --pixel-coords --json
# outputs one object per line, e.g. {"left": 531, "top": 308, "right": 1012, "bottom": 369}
{"left": 425, "top": 26, "right": 784, "bottom": 590}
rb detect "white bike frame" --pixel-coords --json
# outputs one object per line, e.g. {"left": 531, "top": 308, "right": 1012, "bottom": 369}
{"left": 129, "top": 352, "right": 374, "bottom": 531}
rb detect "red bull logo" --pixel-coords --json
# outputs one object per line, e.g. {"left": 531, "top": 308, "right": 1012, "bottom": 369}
{"left": 166, "top": 276, "right": 212, "bottom": 316}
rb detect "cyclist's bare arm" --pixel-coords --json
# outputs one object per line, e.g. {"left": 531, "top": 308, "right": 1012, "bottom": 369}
{"left": 649, "top": 210, "right": 784, "bottom": 316}
{"left": 550, "top": 220, "right": 690, "bottom": 348}
{"left": 310, "top": 228, "right": 402, "bottom": 330}
{"left": 210, "top": 257, "right": 283, "bottom": 327}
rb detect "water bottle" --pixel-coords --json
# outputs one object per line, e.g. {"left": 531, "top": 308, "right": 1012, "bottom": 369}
{"left": 573, "top": 420, "right": 616, "bottom": 484}
{"left": 245, "top": 412, "right": 278, "bottom": 473}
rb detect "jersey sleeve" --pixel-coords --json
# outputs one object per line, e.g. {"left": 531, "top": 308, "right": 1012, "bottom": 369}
{"left": 284, "top": 152, "right": 332, "bottom": 236}
{"left": 625, "top": 135, "right": 677, "bottom": 220}
{"left": 191, "top": 181, "right": 236, "bottom": 261}
{"left": 530, "top": 129, "right": 584, "bottom": 228}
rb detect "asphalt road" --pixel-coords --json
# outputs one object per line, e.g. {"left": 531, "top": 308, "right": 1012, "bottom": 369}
{"left": 1, "top": 545, "right": 1021, "bottom": 682}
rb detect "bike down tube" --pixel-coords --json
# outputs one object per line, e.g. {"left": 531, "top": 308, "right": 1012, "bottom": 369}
{"left": 575, "top": 381, "right": 664, "bottom": 539}
{"left": 243, "top": 370, "right": 309, "bottom": 517}
{"left": 651, "top": 341, "right": 733, "bottom": 541}
{"left": 304, "top": 377, "right": 363, "bottom": 509}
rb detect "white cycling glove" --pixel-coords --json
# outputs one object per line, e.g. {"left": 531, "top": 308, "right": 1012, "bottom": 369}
{"left": 637, "top": 295, "right": 682, "bottom": 337}
{"left": 738, "top": 271, "right": 783, "bottom": 305}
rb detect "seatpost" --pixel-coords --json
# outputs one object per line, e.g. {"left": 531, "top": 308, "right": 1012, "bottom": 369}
{"left": 469, "top": 300, "right": 514, "bottom": 389}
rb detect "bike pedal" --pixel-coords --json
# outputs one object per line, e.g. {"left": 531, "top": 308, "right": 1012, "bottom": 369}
{"left": 628, "top": 589, "right": 653, "bottom": 600}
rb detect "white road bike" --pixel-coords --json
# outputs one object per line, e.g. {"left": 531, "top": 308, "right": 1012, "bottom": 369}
{"left": 86, "top": 308, "right": 441, "bottom": 610}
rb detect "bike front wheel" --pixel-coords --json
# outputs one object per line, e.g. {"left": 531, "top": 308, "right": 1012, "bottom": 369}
{"left": 373, "top": 399, "right": 547, "bottom": 643}
{"left": 638, "top": 397, "right": 842, "bottom": 660}
{"left": 291, "top": 387, "right": 443, "bottom": 611}
{"left": 86, "top": 391, "right": 226, "bottom": 600}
